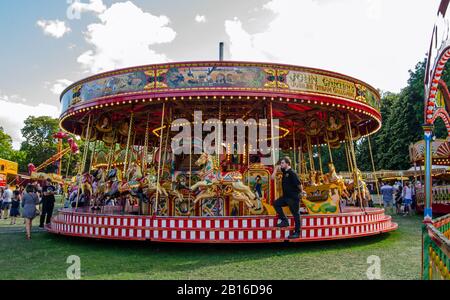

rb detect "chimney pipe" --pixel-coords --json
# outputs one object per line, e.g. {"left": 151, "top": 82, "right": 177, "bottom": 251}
{"left": 219, "top": 42, "right": 224, "bottom": 61}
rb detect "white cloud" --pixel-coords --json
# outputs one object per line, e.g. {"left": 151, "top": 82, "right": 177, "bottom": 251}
{"left": 195, "top": 15, "right": 206, "bottom": 23}
{"left": 48, "top": 79, "right": 74, "bottom": 95}
{"left": 225, "top": 0, "right": 441, "bottom": 93}
{"left": 67, "top": 0, "right": 107, "bottom": 18}
{"left": 77, "top": 1, "right": 176, "bottom": 73}
{"left": 37, "top": 19, "right": 71, "bottom": 38}
{"left": 225, "top": 18, "right": 272, "bottom": 62}
{"left": 0, "top": 92, "right": 59, "bottom": 149}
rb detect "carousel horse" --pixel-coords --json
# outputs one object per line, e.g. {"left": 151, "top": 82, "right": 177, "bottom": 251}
{"left": 140, "top": 167, "right": 168, "bottom": 199}
{"left": 309, "top": 171, "right": 319, "bottom": 186}
{"left": 91, "top": 167, "right": 107, "bottom": 209}
{"left": 102, "top": 167, "right": 122, "bottom": 204}
{"left": 350, "top": 169, "right": 371, "bottom": 207}
{"left": 190, "top": 152, "right": 256, "bottom": 208}
{"left": 81, "top": 172, "right": 93, "bottom": 203}
{"left": 326, "top": 163, "right": 350, "bottom": 199}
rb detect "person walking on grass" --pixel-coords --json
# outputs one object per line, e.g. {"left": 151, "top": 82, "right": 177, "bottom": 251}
{"left": 402, "top": 182, "right": 413, "bottom": 216}
{"left": 9, "top": 190, "right": 21, "bottom": 225}
{"left": 271, "top": 157, "right": 302, "bottom": 239}
{"left": 1, "top": 184, "right": 12, "bottom": 219}
{"left": 22, "top": 184, "right": 40, "bottom": 240}
{"left": 380, "top": 182, "right": 394, "bottom": 214}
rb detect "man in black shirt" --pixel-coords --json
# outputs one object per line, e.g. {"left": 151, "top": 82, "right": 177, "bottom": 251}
{"left": 272, "top": 157, "right": 302, "bottom": 239}
{"left": 39, "top": 178, "right": 56, "bottom": 228}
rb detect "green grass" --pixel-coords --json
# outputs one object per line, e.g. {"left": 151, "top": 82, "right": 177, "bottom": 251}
{"left": 0, "top": 200, "right": 423, "bottom": 279}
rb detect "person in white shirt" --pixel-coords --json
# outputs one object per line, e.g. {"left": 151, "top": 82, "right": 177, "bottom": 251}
{"left": 2, "top": 184, "right": 13, "bottom": 219}
{"left": 402, "top": 182, "right": 413, "bottom": 216}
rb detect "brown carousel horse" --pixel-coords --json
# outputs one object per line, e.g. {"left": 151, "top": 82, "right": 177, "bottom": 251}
{"left": 190, "top": 152, "right": 257, "bottom": 208}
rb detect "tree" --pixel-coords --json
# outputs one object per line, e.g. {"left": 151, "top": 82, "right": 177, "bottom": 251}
{"left": 0, "top": 126, "right": 14, "bottom": 159}
{"left": 20, "top": 116, "right": 60, "bottom": 173}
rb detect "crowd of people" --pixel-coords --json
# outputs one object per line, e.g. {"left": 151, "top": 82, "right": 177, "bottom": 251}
{"left": 0, "top": 178, "right": 61, "bottom": 240}
{"left": 380, "top": 180, "right": 419, "bottom": 216}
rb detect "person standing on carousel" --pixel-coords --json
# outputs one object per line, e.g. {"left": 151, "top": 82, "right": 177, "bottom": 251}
{"left": 271, "top": 157, "right": 302, "bottom": 239}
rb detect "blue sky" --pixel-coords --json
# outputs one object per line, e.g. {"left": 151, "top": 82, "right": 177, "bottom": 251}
{"left": 0, "top": 0, "right": 442, "bottom": 148}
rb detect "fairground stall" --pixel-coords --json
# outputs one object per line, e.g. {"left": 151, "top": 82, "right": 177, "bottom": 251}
{"left": 47, "top": 61, "right": 397, "bottom": 243}
{"left": 410, "top": 139, "right": 450, "bottom": 215}
{"left": 0, "top": 158, "right": 18, "bottom": 189}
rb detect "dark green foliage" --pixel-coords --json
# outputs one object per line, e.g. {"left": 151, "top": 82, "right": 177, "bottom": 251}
{"left": 356, "top": 59, "right": 449, "bottom": 171}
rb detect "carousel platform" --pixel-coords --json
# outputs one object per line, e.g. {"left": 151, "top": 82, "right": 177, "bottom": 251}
{"left": 46, "top": 207, "right": 397, "bottom": 243}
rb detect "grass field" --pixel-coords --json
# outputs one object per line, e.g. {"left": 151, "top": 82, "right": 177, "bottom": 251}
{"left": 0, "top": 199, "right": 423, "bottom": 280}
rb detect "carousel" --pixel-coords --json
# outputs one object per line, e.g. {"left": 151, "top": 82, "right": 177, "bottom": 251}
{"left": 47, "top": 60, "right": 397, "bottom": 243}
{"left": 410, "top": 139, "right": 450, "bottom": 215}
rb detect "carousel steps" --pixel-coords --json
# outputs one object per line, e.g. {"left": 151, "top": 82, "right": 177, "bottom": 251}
{"left": 47, "top": 208, "right": 397, "bottom": 243}
{"left": 49, "top": 215, "right": 393, "bottom": 231}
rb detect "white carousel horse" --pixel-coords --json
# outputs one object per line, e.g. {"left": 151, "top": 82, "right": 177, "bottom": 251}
{"left": 190, "top": 152, "right": 256, "bottom": 208}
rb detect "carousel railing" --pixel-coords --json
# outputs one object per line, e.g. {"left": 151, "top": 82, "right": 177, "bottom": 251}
{"left": 416, "top": 186, "right": 450, "bottom": 205}
{"left": 422, "top": 213, "right": 450, "bottom": 280}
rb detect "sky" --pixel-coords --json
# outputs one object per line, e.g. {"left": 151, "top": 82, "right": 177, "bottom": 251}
{"left": 0, "top": 0, "right": 442, "bottom": 149}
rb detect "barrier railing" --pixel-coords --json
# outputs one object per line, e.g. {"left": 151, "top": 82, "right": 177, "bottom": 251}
{"left": 422, "top": 213, "right": 450, "bottom": 280}
{"left": 416, "top": 186, "right": 450, "bottom": 205}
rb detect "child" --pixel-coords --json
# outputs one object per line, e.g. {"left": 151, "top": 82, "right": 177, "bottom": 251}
{"left": 10, "top": 190, "right": 21, "bottom": 225}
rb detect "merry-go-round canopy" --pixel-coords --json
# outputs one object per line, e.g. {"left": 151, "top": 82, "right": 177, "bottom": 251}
{"left": 58, "top": 61, "right": 381, "bottom": 150}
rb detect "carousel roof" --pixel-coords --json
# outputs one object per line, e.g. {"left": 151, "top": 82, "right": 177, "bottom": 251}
{"left": 58, "top": 61, "right": 381, "bottom": 149}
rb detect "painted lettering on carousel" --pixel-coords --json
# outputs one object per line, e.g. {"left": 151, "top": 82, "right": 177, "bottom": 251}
{"left": 287, "top": 71, "right": 356, "bottom": 100}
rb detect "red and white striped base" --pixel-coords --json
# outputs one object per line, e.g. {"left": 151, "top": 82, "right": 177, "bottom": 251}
{"left": 47, "top": 207, "right": 397, "bottom": 243}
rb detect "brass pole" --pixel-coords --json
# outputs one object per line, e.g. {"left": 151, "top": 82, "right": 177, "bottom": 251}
{"left": 325, "top": 130, "right": 334, "bottom": 164}
{"left": 142, "top": 113, "right": 150, "bottom": 172}
{"left": 155, "top": 103, "right": 166, "bottom": 216}
{"left": 292, "top": 123, "right": 297, "bottom": 172}
{"left": 344, "top": 140, "right": 353, "bottom": 173}
{"left": 270, "top": 101, "right": 277, "bottom": 198}
{"left": 188, "top": 135, "right": 192, "bottom": 214}
{"left": 161, "top": 107, "right": 172, "bottom": 185}
{"left": 65, "top": 151, "right": 72, "bottom": 178}
{"left": 106, "top": 131, "right": 116, "bottom": 175}
{"left": 88, "top": 140, "right": 97, "bottom": 172}
{"left": 76, "top": 114, "right": 92, "bottom": 210}
{"left": 316, "top": 137, "right": 323, "bottom": 174}
{"left": 306, "top": 135, "right": 315, "bottom": 171}
{"left": 366, "top": 127, "right": 380, "bottom": 204}
{"left": 123, "top": 112, "right": 134, "bottom": 180}
{"left": 346, "top": 114, "right": 362, "bottom": 209}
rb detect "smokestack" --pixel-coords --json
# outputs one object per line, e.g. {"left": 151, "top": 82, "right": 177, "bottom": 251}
{"left": 219, "top": 42, "right": 224, "bottom": 61}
